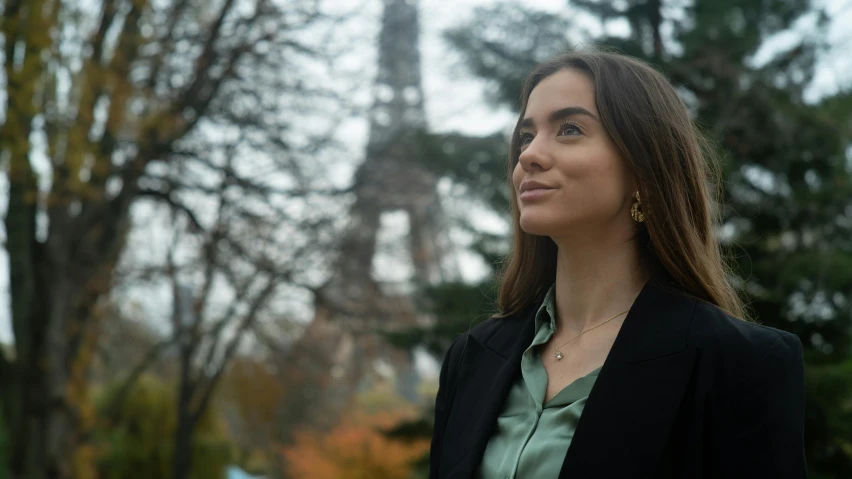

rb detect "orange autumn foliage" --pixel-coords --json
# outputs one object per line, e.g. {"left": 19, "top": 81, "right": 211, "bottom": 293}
{"left": 280, "top": 408, "right": 430, "bottom": 479}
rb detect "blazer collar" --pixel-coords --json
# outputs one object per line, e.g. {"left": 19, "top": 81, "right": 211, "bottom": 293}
{"left": 440, "top": 280, "right": 699, "bottom": 478}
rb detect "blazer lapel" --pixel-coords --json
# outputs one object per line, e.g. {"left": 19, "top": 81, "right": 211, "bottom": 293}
{"left": 440, "top": 311, "right": 536, "bottom": 478}
{"left": 559, "top": 281, "right": 699, "bottom": 478}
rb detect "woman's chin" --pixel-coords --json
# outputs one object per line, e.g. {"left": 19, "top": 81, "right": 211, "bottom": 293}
{"left": 519, "top": 216, "right": 559, "bottom": 236}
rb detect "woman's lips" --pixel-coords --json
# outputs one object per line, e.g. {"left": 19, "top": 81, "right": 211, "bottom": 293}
{"left": 519, "top": 188, "right": 555, "bottom": 201}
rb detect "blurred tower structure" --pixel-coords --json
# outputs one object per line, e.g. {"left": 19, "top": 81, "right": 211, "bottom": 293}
{"left": 280, "top": 0, "right": 446, "bottom": 434}
{"left": 322, "top": 0, "right": 445, "bottom": 315}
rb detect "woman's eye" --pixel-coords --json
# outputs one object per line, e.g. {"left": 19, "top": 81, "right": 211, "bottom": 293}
{"left": 519, "top": 132, "right": 534, "bottom": 146}
{"left": 558, "top": 122, "right": 582, "bottom": 136}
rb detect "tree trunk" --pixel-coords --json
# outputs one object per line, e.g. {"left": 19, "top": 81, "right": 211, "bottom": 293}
{"left": 6, "top": 274, "right": 103, "bottom": 479}
{"left": 171, "top": 340, "right": 196, "bottom": 479}
{"left": 171, "top": 410, "right": 194, "bottom": 479}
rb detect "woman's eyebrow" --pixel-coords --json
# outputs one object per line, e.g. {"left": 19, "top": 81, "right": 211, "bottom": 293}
{"left": 519, "top": 106, "right": 599, "bottom": 129}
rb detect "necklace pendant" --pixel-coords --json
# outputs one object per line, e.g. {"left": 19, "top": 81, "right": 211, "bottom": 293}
{"left": 554, "top": 351, "right": 564, "bottom": 360}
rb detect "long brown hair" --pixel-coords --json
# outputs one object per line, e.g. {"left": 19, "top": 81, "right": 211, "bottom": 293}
{"left": 497, "top": 50, "right": 748, "bottom": 321}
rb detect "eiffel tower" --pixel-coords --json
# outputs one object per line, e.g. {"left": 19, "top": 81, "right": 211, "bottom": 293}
{"left": 318, "top": 0, "right": 445, "bottom": 319}
{"left": 281, "top": 0, "right": 448, "bottom": 433}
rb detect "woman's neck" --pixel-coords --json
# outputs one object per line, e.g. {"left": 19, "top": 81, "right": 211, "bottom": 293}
{"left": 551, "top": 232, "right": 647, "bottom": 335}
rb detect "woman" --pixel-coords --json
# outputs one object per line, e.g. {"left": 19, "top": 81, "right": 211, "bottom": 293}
{"left": 429, "top": 51, "right": 806, "bottom": 479}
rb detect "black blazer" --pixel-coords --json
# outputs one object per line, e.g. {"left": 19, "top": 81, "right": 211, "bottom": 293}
{"left": 430, "top": 281, "right": 807, "bottom": 478}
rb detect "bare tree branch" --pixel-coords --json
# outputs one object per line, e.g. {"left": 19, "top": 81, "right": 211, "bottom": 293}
{"left": 174, "top": 0, "right": 238, "bottom": 115}
{"left": 190, "top": 278, "right": 278, "bottom": 425}
{"left": 145, "top": 0, "right": 192, "bottom": 92}
{"left": 137, "top": 188, "right": 206, "bottom": 233}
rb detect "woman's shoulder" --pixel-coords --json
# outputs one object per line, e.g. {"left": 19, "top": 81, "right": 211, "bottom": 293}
{"left": 688, "top": 300, "right": 806, "bottom": 451}
{"left": 468, "top": 314, "right": 523, "bottom": 341}
{"left": 436, "top": 315, "right": 522, "bottom": 390}
{"left": 440, "top": 311, "right": 531, "bottom": 364}
{"left": 688, "top": 300, "right": 803, "bottom": 384}
{"left": 689, "top": 300, "right": 800, "bottom": 349}
{"left": 443, "top": 314, "right": 524, "bottom": 353}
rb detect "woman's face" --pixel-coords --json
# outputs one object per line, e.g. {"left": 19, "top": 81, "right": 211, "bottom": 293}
{"left": 511, "top": 68, "right": 636, "bottom": 238}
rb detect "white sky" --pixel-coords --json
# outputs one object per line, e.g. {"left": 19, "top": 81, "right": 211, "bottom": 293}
{"left": 1, "top": 0, "right": 851, "bottom": 345}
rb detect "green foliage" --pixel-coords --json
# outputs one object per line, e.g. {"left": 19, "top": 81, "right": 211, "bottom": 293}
{"left": 415, "top": 131, "right": 510, "bottom": 212}
{"left": 384, "top": 280, "right": 500, "bottom": 358}
{"left": 444, "top": 4, "right": 575, "bottom": 109}
{"left": 93, "top": 375, "right": 231, "bottom": 479}
{"left": 804, "top": 357, "right": 852, "bottom": 476}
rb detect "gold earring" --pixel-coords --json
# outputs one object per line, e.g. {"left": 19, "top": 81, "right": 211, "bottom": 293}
{"left": 631, "top": 191, "right": 645, "bottom": 223}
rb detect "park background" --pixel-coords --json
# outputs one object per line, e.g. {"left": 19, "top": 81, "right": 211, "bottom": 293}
{"left": 1, "top": 0, "right": 851, "bottom": 477}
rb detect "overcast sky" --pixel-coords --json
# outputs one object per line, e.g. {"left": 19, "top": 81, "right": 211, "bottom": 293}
{"left": 1, "top": 0, "right": 850, "bottom": 344}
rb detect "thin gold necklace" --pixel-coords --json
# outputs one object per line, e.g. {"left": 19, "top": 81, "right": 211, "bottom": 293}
{"left": 550, "top": 310, "right": 629, "bottom": 360}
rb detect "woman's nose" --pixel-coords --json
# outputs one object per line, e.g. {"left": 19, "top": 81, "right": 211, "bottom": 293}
{"left": 518, "top": 138, "right": 551, "bottom": 171}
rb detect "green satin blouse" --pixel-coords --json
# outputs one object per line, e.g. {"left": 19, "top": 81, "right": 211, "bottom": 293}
{"left": 477, "top": 284, "right": 601, "bottom": 479}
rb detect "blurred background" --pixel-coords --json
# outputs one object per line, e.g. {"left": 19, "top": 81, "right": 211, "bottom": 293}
{"left": 0, "top": 0, "right": 851, "bottom": 478}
